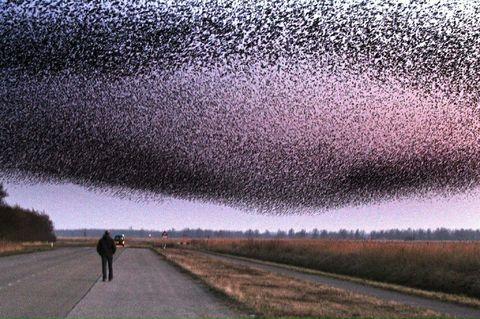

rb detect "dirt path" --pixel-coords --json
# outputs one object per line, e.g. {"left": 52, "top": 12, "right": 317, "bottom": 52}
{"left": 198, "top": 250, "right": 480, "bottom": 318}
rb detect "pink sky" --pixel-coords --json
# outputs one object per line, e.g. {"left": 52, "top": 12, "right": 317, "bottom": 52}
{"left": 3, "top": 181, "right": 480, "bottom": 231}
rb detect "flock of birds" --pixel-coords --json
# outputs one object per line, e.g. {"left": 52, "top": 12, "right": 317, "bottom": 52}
{"left": 1, "top": 0, "right": 480, "bottom": 212}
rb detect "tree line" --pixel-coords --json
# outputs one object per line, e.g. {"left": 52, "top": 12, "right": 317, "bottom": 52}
{"left": 0, "top": 184, "right": 56, "bottom": 242}
{"left": 57, "top": 227, "right": 480, "bottom": 241}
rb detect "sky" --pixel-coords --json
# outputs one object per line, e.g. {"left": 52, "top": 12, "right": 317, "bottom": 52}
{"left": 2, "top": 1, "right": 480, "bottom": 233}
{"left": 3, "top": 181, "right": 480, "bottom": 232}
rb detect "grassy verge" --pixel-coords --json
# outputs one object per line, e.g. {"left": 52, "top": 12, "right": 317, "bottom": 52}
{"left": 156, "top": 248, "right": 441, "bottom": 318}
{"left": 191, "top": 239, "right": 480, "bottom": 301}
{"left": 200, "top": 250, "right": 480, "bottom": 310}
{"left": 55, "top": 237, "right": 97, "bottom": 247}
{"left": 0, "top": 241, "right": 54, "bottom": 257}
{"left": 153, "top": 248, "right": 256, "bottom": 317}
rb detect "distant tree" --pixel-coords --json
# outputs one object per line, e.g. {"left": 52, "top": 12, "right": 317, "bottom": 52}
{"left": 0, "top": 183, "right": 7, "bottom": 205}
{"left": 276, "top": 230, "right": 286, "bottom": 238}
{"left": 296, "top": 229, "right": 307, "bottom": 238}
{"left": 435, "top": 228, "right": 451, "bottom": 240}
{"left": 54, "top": 227, "right": 480, "bottom": 241}
{"left": 288, "top": 228, "right": 295, "bottom": 238}
{"left": 338, "top": 229, "right": 349, "bottom": 239}
{"left": 354, "top": 229, "right": 365, "bottom": 239}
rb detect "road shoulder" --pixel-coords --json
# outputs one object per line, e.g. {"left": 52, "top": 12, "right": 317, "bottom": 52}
{"left": 158, "top": 248, "right": 442, "bottom": 318}
{"left": 194, "top": 249, "right": 480, "bottom": 318}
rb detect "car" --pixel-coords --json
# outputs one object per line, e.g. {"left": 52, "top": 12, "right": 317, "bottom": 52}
{"left": 114, "top": 234, "right": 125, "bottom": 247}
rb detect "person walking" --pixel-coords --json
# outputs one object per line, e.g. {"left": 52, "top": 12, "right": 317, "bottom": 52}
{"left": 96, "top": 230, "right": 117, "bottom": 281}
{"left": 161, "top": 230, "right": 168, "bottom": 249}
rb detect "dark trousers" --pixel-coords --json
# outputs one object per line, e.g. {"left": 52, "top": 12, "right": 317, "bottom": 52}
{"left": 101, "top": 255, "right": 113, "bottom": 280}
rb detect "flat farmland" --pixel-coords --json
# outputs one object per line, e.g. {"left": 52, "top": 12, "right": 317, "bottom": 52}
{"left": 191, "top": 238, "right": 480, "bottom": 299}
{"left": 5, "top": 237, "right": 480, "bottom": 318}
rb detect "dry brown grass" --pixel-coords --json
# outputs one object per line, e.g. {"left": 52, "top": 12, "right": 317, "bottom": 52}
{"left": 128, "top": 237, "right": 192, "bottom": 248}
{"left": 191, "top": 238, "right": 480, "bottom": 299}
{"left": 158, "top": 248, "right": 440, "bottom": 318}
{"left": 56, "top": 237, "right": 97, "bottom": 247}
{"left": 0, "top": 240, "right": 53, "bottom": 255}
{"left": 0, "top": 241, "right": 23, "bottom": 254}
{"left": 55, "top": 236, "right": 192, "bottom": 248}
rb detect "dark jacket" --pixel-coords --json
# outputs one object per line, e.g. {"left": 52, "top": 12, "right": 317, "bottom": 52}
{"left": 96, "top": 234, "right": 117, "bottom": 257}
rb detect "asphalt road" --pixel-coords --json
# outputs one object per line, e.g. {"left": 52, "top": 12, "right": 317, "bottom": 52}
{"left": 0, "top": 247, "right": 241, "bottom": 318}
{"left": 0, "top": 247, "right": 100, "bottom": 317}
{"left": 67, "top": 248, "right": 241, "bottom": 318}
{"left": 199, "top": 251, "right": 480, "bottom": 319}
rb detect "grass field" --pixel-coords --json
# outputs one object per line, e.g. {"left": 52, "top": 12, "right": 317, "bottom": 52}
{"left": 158, "top": 248, "right": 439, "bottom": 318}
{"left": 191, "top": 238, "right": 480, "bottom": 299}
{"left": 0, "top": 240, "right": 54, "bottom": 256}
{"left": 55, "top": 236, "right": 191, "bottom": 248}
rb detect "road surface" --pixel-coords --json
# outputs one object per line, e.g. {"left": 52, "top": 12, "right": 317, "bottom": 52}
{"left": 67, "top": 248, "right": 242, "bottom": 318}
{"left": 0, "top": 247, "right": 242, "bottom": 318}
{"left": 198, "top": 250, "right": 480, "bottom": 319}
{"left": 0, "top": 247, "right": 100, "bottom": 317}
